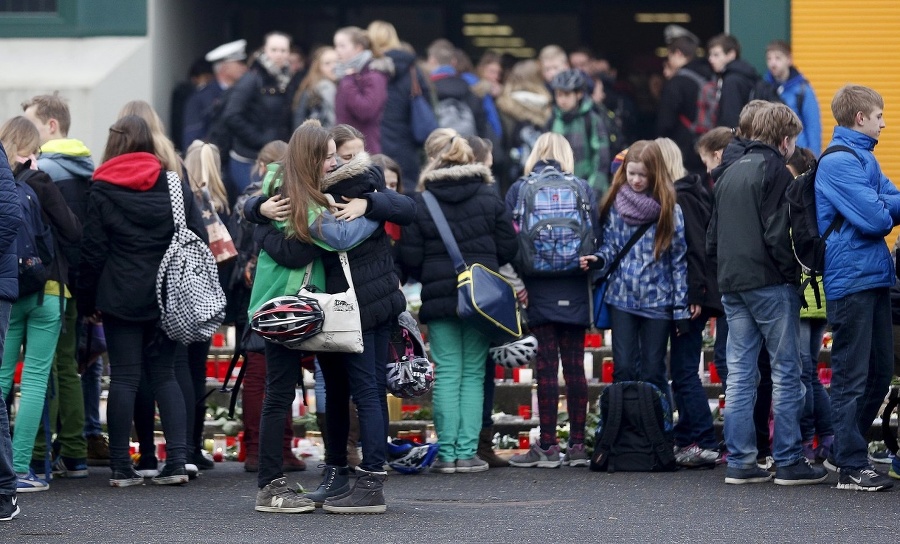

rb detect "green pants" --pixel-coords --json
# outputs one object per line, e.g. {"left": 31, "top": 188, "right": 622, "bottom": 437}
{"left": 33, "top": 298, "right": 85, "bottom": 460}
{"left": 0, "top": 294, "right": 62, "bottom": 473}
{"left": 428, "top": 318, "right": 489, "bottom": 462}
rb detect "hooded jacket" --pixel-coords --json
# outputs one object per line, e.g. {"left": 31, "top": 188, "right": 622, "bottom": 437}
{"left": 716, "top": 59, "right": 759, "bottom": 129}
{"left": 0, "top": 144, "right": 22, "bottom": 302}
{"left": 550, "top": 98, "right": 611, "bottom": 194}
{"left": 816, "top": 126, "right": 900, "bottom": 299}
{"left": 399, "top": 163, "right": 518, "bottom": 323}
{"left": 77, "top": 152, "right": 206, "bottom": 321}
{"left": 764, "top": 67, "right": 822, "bottom": 154}
{"left": 497, "top": 89, "right": 552, "bottom": 187}
{"left": 674, "top": 173, "right": 722, "bottom": 314}
{"left": 381, "top": 49, "right": 432, "bottom": 189}
{"left": 335, "top": 56, "right": 394, "bottom": 154}
{"left": 657, "top": 58, "right": 714, "bottom": 176}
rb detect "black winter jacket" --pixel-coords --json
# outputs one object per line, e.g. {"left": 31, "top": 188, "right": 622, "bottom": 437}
{"left": 707, "top": 142, "right": 798, "bottom": 293}
{"left": 400, "top": 163, "right": 518, "bottom": 323}
{"left": 222, "top": 62, "right": 294, "bottom": 160}
{"left": 381, "top": 49, "right": 430, "bottom": 192}
{"left": 433, "top": 75, "right": 488, "bottom": 138}
{"left": 716, "top": 59, "right": 759, "bottom": 129}
{"left": 657, "top": 58, "right": 713, "bottom": 177}
{"left": 78, "top": 154, "right": 206, "bottom": 321}
{"left": 0, "top": 145, "right": 21, "bottom": 302}
{"left": 674, "top": 173, "right": 722, "bottom": 315}
{"left": 250, "top": 153, "right": 415, "bottom": 331}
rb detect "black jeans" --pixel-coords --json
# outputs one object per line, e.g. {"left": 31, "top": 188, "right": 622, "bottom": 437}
{"left": 175, "top": 341, "right": 211, "bottom": 455}
{"left": 104, "top": 317, "right": 186, "bottom": 470}
{"left": 257, "top": 341, "right": 304, "bottom": 488}
{"left": 319, "top": 324, "right": 390, "bottom": 473}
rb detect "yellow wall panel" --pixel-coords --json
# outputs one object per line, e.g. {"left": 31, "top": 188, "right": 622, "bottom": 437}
{"left": 793, "top": 0, "right": 900, "bottom": 245}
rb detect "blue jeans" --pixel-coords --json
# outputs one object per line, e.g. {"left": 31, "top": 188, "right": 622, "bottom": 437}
{"left": 0, "top": 301, "right": 16, "bottom": 494}
{"left": 669, "top": 315, "right": 718, "bottom": 449}
{"left": 314, "top": 359, "right": 326, "bottom": 414}
{"left": 81, "top": 355, "right": 103, "bottom": 437}
{"left": 722, "top": 284, "right": 804, "bottom": 469}
{"left": 318, "top": 324, "right": 390, "bottom": 473}
{"left": 609, "top": 307, "right": 671, "bottom": 400}
{"left": 827, "top": 288, "right": 893, "bottom": 470}
{"left": 799, "top": 318, "right": 833, "bottom": 441}
{"left": 714, "top": 315, "right": 728, "bottom": 390}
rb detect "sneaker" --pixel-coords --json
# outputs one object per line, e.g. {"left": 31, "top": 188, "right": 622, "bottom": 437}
{"left": 255, "top": 477, "right": 316, "bottom": 513}
{"left": 135, "top": 454, "right": 159, "bottom": 478}
{"left": 889, "top": 459, "right": 900, "bottom": 480}
{"left": 675, "top": 444, "right": 718, "bottom": 468}
{"left": 322, "top": 468, "right": 387, "bottom": 514}
{"left": 509, "top": 444, "right": 562, "bottom": 468}
{"left": 456, "top": 456, "right": 489, "bottom": 473}
{"left": 774, "top": 458, "right": 829, "bottom": 486}
{"left": 431, "top": 459, "right": 456, "bottom": 474}
{"left": 724, "top": 466, "right": 774, "bottom": 484}
{"left": 29, "top": 459, "right": 52, "bottom": 481}
{"left": 192, "top": 450, "right": 215, "bottom": 470}
{"left": 0, "top": 493, "right": 19, "bottom": 521}
{"left": 836, "top": 466, "right": 894, "bottom": 491}
{"left": 52, "top": 456, "right": 89, "bottom": 479}
{"left": 562, "top": 443, "right": 590, "bottom": 467}
{"left": 756, "top": 455, "right": 775, "bottom": 471}
{"left": 86, "top": 434, "right": 110, "bottom": 466}
{"left": 823, "top": 457, "right": 839, "bottom": 473}
{"left": 109, "top": 467, "right": 145, "bottom": 487}
{"left": 185, "top": 463, "right": 199, "bottom": 480}
{"left": 16, "top": 470, "right": 49, "bottom": 493}
{"left": 152, "top": 463, "right": 188, "bottom": 485}
{"left": 305, "top": 465, "right": 351, "bottom": 506}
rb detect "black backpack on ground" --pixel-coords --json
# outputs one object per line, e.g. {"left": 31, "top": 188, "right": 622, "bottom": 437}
{"left": 590, "top": 381, "right": 676, "bottom": 472}
{"left": 785, "top": 145, "right": 861, "bottom": 308}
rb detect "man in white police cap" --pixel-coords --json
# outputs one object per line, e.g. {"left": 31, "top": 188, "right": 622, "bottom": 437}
{"left": 182, "top": 39, "right": 248, "bottom": 147}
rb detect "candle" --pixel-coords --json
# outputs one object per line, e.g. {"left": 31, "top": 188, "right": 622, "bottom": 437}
{"left": 518, "top": 368, "right": 533, "bottom": 383}
{"left": 583, "top": 352, "right": 594, "bottom": 380}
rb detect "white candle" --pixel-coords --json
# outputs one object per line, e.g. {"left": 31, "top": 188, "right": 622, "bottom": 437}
{"left": 518, "top": 368, "right": 533, "bottom": 383}
{"left": 584, "top": 352, "right": 594, "bottom": 380}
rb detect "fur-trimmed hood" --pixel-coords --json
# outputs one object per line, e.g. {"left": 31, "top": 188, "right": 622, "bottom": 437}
{"left": 418, "top": 163, "right": 494, "bottom": 203}
{"left": 496, "top": 90, "right": 552, "bottom": 127}
{"left": 368, "top": 56, "right": 396, "bottom": 77}
{"left": 321, "top": 152, "right": 386, "bottom": 198}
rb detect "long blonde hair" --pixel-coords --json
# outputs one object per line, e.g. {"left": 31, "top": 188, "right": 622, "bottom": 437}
{"left": 524, "top": 132, "right": 574, "bottom": 175}
{"left": 184, "top": 141, "right": 230, "bottom": 214}
{"left": 601, "top": 140, "right": 677, "bottom": 260}
{"left": 367, "top": 20, "right": 401, "bottom": 57}
{"left": 279, "top": 120, "right": 331, "bottom": 242}
{"left": 654, "top": 137, "right": 688, "bottom": 182}
{"left": 0, "top": 116, "right": 40, "bottom": 166}
{"left": 118, "top": 100, "right": 184, "bottom": 178}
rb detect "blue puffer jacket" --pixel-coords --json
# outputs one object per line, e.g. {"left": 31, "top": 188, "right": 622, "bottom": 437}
{"left": 765, "top": 67, "right": 821, "bottom": 154}
{"left": 816, "top": 126, "right": 900, "bottom": 300}
{"left": 595, "top": 206, "right": 689, "bottom": 320}
{"left": 0, "top": 144, "right": 22, "bottom": 302}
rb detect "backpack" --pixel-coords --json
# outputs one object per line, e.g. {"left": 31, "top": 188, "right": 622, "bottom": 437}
{"left": 589, "top": 381, "right": 676, "bottom": 472}
{"left": 156, "top": 171, "right": 227, "bottom": 345}
{"left": 785, "top": 145, "right": 860, "bottom": 308}
{"left": 13, "top": 168, "right": 55, "bottom": 299}
{"left": 676, "top": 68, "right": 720, "bottom": 136}
{"left": 435, "top": 97, "right": 477, "bottom": 137}
{"left": 749, "top": 77, "right": 784, "bottom": 104}
{"left": 512, "top": 166, "right": 595, "bottom": 276}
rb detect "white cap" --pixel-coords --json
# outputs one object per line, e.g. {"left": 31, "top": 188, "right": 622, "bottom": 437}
{"left": 205, "top": 39, "right": 247, "bottom": 63}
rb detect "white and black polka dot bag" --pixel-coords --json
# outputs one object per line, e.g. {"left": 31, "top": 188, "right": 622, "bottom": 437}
{"left": 156, "top": 171, "right": 227, "bottom": 344}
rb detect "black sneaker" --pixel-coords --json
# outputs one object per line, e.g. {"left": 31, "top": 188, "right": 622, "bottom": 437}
{"left": 724, "top": 465, "right": 773, "bottom": 484}
{"left": 109, "top": 467, "right": 144, "bottom": 487}
{"left": 823, "top": 456, "right": 839, "bottom": 473}
{"left": 837, "top": 466, "right": 894, "bottom": 491}
{"left": 152, "top": 464, "right": 188, "bottom": 486}
{"left": 0, "top": 493, "right": 19, "bottom": 522}
{"left": 774, "top": 458, "right": 829, "bottom": 486}
{"left": 193, "top": 450, "right": 215, "bottom": 470}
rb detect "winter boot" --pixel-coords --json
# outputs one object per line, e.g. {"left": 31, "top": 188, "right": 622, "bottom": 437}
{"left": 305, "top": 465, "right": 351, "bottom": 506}
{"left": 322, "top": 468, "right": 387, "bottom": 514}
{"left": 477, "top": 427, "right": 508, "bottom": 468}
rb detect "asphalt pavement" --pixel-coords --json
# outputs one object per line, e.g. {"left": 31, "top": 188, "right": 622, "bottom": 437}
{"left": 4, "top": 460, "right": 897, "bottom": 543}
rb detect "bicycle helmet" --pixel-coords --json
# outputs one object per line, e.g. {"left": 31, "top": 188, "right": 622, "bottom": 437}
{"left": 550, "top": 69, "right": 587, "bottom": 92}
{"left": 250, "top": 295, "right": 324, "bottom": 348}
{"left": 386, "top": 355, "right": 434, "bottom": 398}
{"left": 489, "top": 334, "right": 539, "bottom": 368}
{"left": 387, "top": 439, "right": 439, "bottom": 474}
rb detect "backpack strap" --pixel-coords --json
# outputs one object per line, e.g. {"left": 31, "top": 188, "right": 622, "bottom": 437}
{"left": 422, "top": 190, "right": 468, "bottom": 274}
{"left": 601, "top": 223, "right": 652, "bottom": 282}
{"left": 636, "top": 383, "right": 675, "bottom": 470}
{"left": 596, "top": 383, "right": 624, "bottom": 472}
{"left": 164, "top": 171, "right": 188, "bottom": 229}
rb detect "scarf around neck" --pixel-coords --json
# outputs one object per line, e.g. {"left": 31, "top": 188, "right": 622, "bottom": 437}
{"left": 335, "top": 50, "right": 373, "bottom": 79}
{"left": 257, "top": 53, "right": 291, "bottom": 93}
{"left": 615, "top": 184, "right": 661, "bottom": 225}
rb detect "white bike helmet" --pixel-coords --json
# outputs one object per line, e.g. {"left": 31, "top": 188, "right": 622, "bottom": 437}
{"left": 386, "top": 356, "right": 434, "bottom": 398}
{"left": 250, "top": 295, "right": 324, "bottom": 349}
{"left": 489, "top": 334, "right": 539, "bottom": 368}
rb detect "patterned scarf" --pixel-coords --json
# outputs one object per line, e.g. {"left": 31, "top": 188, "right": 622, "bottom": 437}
{"left": 334, "top": 50, "right": 373, "bottom": 79}
{"left": 615, "top": 184, "right": 661, "bottom": 225}
{"left": 256, "top": 53, "right": 291, "bottom": 93}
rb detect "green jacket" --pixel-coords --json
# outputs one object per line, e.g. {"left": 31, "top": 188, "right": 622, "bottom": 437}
{"left": 550, "top": 98, "right": 611, "bottom": 194}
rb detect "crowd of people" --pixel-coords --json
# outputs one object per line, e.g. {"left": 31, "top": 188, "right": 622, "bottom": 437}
{"left": 0, "top": 19, "right": 898, "bottom": 523}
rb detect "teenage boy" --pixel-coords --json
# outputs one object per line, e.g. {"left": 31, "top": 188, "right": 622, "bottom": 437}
{"left": 548, "top": 69, "right": 611, "bottom": 197}
{"left": 764, "top": 40, "right": 822, "bottom": 154}
{"left": 657, "top": 35, "right": 713, "bottom": 176}
{"left": 707, "top": 34, "right": 759, "bottom": 129}
{"left": 0, "top": 144, "right": 22, "bottom": 521}
{"left": 816, "top": 84, "right": 899, "bottom": 491}
{"left": 708, "top": 103, "right": 827, "bottom": 486}
{"left": 22, "top": 94, "right": 98, "bottom": 474}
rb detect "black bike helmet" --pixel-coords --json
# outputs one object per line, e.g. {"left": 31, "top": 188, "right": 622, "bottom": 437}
{"left": 550, "top": 69, "right": 587, "bottom": 92}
